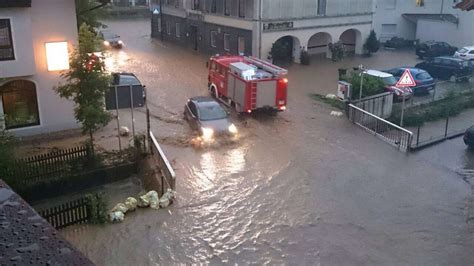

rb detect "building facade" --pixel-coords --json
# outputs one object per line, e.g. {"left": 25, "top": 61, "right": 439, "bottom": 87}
{"left": 373, "top": 0, "right": 474, "bottom": 47}
{"left": 0, "top": 0, "right": 79, "bottom": 137}
{"left": 150, "top": 0, "right": 374, "bottom": 62}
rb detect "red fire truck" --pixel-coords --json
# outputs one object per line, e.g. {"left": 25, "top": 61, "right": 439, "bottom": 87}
{"left": 208, "top": 55, "right": 288, "bottom": 114}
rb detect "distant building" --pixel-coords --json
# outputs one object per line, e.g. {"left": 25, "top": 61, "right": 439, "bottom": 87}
{"left": 150, "top": 0, "right": 374, "bottom": 63}
{"left": 112, "top": 0, "right": 150, "bottom": 7}
{"left": 373, "top": 0, "right": 474, "bottom": 47}
{"left": 0, "top": 0, "right": 79, "bottom": 137}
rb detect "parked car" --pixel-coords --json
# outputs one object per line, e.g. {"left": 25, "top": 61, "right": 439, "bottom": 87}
{"left": 184, "top": 96, "right": 238, "bottom": 142}
{"left": 464, "top": 126, "right": 474, "bottom": 148}
{"left": 415, "top": 56, "right": 472, "bottom": 81}
{"left": 454, "top": 46, "right": 474, "bottom": 61}
{"left": 416, "top": 41, "right": 457, "bottom": 59}
{"left": 365, "top": 70, "right": 413, "bottom": 101}
{"left": 384, "top": 67, "right": 435, "bottom": 95}
{"left": 105, "top": 73, "right": 145, "bottom": 110}
{"left": 98, "top": 30, "right": 124, "bottom": 49}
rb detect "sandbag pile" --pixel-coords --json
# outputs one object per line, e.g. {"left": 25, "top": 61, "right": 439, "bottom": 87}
{"left": 109, "top": 189, "right": 176, "bottom": 223}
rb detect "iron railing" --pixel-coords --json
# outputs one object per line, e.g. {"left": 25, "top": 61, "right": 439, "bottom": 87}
{"left": 347, "top": 104, "right": 413, "bottom": 151}
{"left": 149, "top": 131, "right": 176, "bottom": 194}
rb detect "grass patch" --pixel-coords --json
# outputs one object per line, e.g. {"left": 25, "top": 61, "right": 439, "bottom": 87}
{"left": 389, "top": 90, "right": 474, "bottom": 127}
{"left": 310, "top": 94, "right": 346, "bottom": 110}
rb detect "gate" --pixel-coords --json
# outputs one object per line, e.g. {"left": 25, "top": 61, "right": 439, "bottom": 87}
{"left": 351, "top": 92, "right": 393, "bottom": 119}
{"left": 347, "top": 104, "right": 413, "bottom": 151}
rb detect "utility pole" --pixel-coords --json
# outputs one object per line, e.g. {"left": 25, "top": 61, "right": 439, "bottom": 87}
{"left": 160, "top": 0, "right": 164, "bottom": 41}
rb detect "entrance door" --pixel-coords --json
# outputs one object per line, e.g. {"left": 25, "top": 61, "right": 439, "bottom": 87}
{"left": 238, "top": 36, "right": 245, "bottom": 55}
{"left": 189, "top": 26, "right": 198, "bottom": 51}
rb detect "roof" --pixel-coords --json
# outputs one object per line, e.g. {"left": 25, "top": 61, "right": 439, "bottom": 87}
{"left": 460, "top": 46, "right": 474, "bottom": 50}
{"left": 366, "top": 70, "right": 392, "bottom": 78}
{"left": 190, "top": 96, "right": 216, "bottom": 103}
{"left": 402, "top": 13, "right": 459, "bottom": 24}
{"left": 436, "top": 56, "right": 464, "bottom": 61}
{"left": 0, "top": 180, "right": 93, "bottom": 265}
{"left": 0, "top": 0, "right": 31, "bottom": 8}
{"left": 455, "top": 0, "right": 474, "bottom": 11}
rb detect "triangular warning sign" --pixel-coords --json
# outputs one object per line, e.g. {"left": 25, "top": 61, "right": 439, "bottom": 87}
{"left": 396, "top": 69, "right": 416, "bottom": 87}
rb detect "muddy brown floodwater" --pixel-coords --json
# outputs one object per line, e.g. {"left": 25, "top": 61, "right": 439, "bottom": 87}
{"left": 62, "top": 19, "right": 474, "bottom": 265}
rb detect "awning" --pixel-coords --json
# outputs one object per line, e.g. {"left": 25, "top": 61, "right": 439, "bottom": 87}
{"left": 0, "top": 0, "right": 31, "bottom": 8}
{"left": 402, "top": 13, "right": 459, "bottom": 24}
{"left": 455, "top": 0, "right": 474, "bottom": 11}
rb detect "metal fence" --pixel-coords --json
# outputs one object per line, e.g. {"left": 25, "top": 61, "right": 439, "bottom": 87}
{"left": 347, "top": 104, "right": 413, "bottom": 151}
{"left": 38, "top": 197, "right": 90, "bottom": 229}
{"left": 149, "top": 131, "right": 176, "bottom": 195}
{"left": 352, "top": 92, "right": 394, "bottom": 119}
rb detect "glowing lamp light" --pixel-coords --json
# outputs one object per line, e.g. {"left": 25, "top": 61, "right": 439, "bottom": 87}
{"left": 45, "top": 42, "right": 69, "bottom": 71}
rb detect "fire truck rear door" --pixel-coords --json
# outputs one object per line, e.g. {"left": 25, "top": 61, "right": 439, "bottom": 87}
{"left": 256, "top": 80, "right": 277, "bottom": 108}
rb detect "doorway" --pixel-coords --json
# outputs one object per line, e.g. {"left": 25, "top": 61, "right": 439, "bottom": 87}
{"left": 189, "top": 25, "right": 198, "bottom": 51}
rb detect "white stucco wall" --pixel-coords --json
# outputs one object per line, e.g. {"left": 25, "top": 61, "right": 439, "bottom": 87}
{"left": 260, "top": 15, "right": 372, "bottom": 62}
{"left": 0, "top": 8, "right": 36, "bottom": 78}
{"left": 1, "top": 0, "right": 79, "bottom": 137}
{"left": 373, "top": 0, "right": 474, "bottom": 46}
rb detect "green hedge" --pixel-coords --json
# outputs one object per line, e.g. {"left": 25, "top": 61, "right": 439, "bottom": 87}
{"left": 389, "top": 91, "right": 474, "bottom": 127}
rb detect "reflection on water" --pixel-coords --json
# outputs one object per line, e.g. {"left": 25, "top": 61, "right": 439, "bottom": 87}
{"left": 191, "top": 147, "right": 246, "bottom": 191}
{"left": 105, "top": 50, "right": 130, "bottom": 73}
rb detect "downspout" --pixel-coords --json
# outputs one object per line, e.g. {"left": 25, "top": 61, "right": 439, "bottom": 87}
{"left": 160, "top": 0, "right": 164, "bottom": 41}
{"left": 258, "top": 0, "right": 262, "bottom": 59}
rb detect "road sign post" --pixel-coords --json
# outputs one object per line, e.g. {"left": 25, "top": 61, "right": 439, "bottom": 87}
{"left": 396, "top": 69, "right": 417, "bottom": 127}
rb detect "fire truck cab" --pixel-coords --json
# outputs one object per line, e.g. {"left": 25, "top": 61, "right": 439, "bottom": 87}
{"left": 208, "top": 55, "right": 288, "bottom": 114}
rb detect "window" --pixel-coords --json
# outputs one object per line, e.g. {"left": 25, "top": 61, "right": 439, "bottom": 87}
{"left": 238, "top": 36, "right": 245, "bottom": 55}
{"left": 238, "top": 0, "right": 245, "bottom": 17}
{"left": 176, "top": 23, "right": 181, "bottom": 38}
{"left": 224, "top": 0, "right": 231, "bottom": 16}
{"left": 0, "top": 80, "right": 40, "bottom": 129}
{"left": 317, "top": 0, "right": 326, "bottom": 15}
{"left": 192, "top": 0, "right": 200, "bottom": 10}
{"left": 211, "top": 0, "right": 217, "bottom": 13}
{"left": 211, "top": 31, "right": 217, "bottom": 47}
{"left": 166, "top": 22, "right": 171, "bottom": 35}
{"left": 0, "top": 19, "right": 14, "bottom": 61}
{"left": 224, "top": 34, "right": 230, "bottom": 51}
{"left": 469, "top": 50, "right": 474, "bottom": 55}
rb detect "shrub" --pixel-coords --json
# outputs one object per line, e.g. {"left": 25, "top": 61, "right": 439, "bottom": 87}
{"left": 342, "top": 72, "right": 385, "bottom": 99}
{"left": 86, "top": 193, "right": 108, "bottom": 224}
{"left": 300, "top": 50, "right": 310, "bottom": 65}
{"left": 364, "top": 30, "right": 380, "bottom": 55}
{"left": 270, "top": 41, "right": 290, "bottom": 62}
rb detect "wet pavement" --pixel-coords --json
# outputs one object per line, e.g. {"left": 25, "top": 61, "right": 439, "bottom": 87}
{"left": 62, "top": 19, "right": 474, "bottom": 265}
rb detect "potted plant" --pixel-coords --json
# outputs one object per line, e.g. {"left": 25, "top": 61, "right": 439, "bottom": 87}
{"left": 329, "top": 41, "right": 345, "bottom": 61}
{"left": 300, "top": 49, "right": 310, "bottom": 65}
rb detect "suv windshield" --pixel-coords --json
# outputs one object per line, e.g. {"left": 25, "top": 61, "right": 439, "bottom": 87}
{"left": 198, "top": 103, "right": 227, "bottom": 121}
{"left": 458, "top": 48, "right": 468, "bottom": 53}
{"left": 382, "top": 76, "right": 397, "bottom": 86}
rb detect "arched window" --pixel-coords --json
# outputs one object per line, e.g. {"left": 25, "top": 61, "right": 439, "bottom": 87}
{"left": 0, "top": 80, "right": 40, "bottom": 129}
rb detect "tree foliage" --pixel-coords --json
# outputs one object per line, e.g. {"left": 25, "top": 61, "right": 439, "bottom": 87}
{"left": 55, "top": 24, "right": 111, "bottom": 144}
{"left": 365, "top": 30, "right": 380, "bottom": 55}
{"left": 75, "top": 0, "right": 106, "bottom": 30}
{"left": 0, "top": 116, "right": 16, "bottom": 178}
{"left": 343, "top": 72, "right": 385, "bottom": 99}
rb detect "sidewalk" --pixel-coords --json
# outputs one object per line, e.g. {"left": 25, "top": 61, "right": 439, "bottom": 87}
{"left": 407, "top": 108, "right": 474, "bottom": 148}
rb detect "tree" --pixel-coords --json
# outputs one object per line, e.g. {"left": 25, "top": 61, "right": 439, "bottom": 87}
{"left": 55, "top": 24, "right": 111, "bottom": 146}
{"left": 0, "top": 116, "right": 16, "bottom": 181}
{"left": 364, "top": 30, "right": 380, "bottom": 55}
{"left": 75, "top": 0, "right": 107, "bottom": 30}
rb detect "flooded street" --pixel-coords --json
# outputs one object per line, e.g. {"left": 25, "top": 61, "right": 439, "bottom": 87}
{"left": 63, "top": 19, "right": 473, "bottom": 265}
